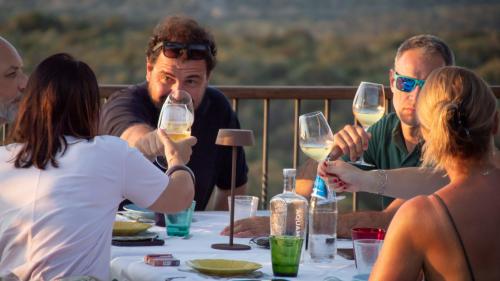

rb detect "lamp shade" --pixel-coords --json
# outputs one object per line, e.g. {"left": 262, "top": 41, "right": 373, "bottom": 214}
{"left": 215, "top": 129, "right": 254, "bottom": 146}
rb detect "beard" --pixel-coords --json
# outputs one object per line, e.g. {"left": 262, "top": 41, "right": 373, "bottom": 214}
{"left": 0, "top": 98, "right": 20, "bottom": 124}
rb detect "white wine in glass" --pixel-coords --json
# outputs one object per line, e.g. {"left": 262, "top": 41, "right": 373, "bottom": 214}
{"left": 352, "top": 82, "right": 386, "bottom": 166}
{"left": 299, "top": 111, "right": 334, "bottom": 162}
{"left": 158, "top": 104, "right": 194, "bottom": 141}
{"left": 156, "top": 90, "right": 195, "bottom": 169}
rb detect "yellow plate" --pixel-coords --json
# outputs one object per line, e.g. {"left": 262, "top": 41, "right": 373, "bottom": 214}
{"left": 112, "top": 221, "right": 152, "bottom": 236}
{"left": 186, "top": 259, "right": 262, "bottom": 276}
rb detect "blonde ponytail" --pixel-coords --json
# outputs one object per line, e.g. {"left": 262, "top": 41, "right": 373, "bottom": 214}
{"left": 417, "top": 66, "right": 496, "bottom": 172}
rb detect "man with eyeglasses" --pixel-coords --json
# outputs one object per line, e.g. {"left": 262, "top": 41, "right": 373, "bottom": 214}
{"left": 0, "top": 36, "right": 27, "bottom": 126}
{"left": 222, "top": 34, "right": 455, "bottom": 238}
{"left": 100, "top": 16, "right": 248, "bottom": 211}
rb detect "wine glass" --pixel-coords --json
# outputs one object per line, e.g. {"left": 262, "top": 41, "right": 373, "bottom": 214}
{"left": 299, "top": 111, "right": 334, "bottom": 162}
{"left": 156, "top": 90, "right": 195, "bottom": 169}
{"left": 351, "top": 82, "right": 386, "bottom": 166}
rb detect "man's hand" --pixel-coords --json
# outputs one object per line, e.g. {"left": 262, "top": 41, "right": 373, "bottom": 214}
{"left": 333, "top": 124, "right": 371, "bottom": 161}
{"left": 131, "top": 127, "right": 165, "bottom": 160}
{"left": 157, "top": 129, "right": 197, "bottom": 166}
{"left": 220, "top": 216, "right": 270, "bottom": 238}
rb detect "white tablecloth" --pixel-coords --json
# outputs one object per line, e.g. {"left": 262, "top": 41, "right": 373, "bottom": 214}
{"left": 110, "top": 211, "right": 361, "bottom": 281}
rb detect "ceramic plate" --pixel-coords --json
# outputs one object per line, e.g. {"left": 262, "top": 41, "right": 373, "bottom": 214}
{"left": 112, "top": 221, "right": 152, "bottom": 236}
{"left": 186, "top": 259, "right": 262, "bottom": 276}
{"left": 112, "top": 231, "right": 158, "bottom": 241}
{"left": 123, "top": 204, "right": 155, "bottom": 220}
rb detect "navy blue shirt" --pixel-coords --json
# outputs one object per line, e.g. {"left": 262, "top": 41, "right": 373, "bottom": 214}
{"left": 100, "top": 83, "right": 248, "bottom": 210}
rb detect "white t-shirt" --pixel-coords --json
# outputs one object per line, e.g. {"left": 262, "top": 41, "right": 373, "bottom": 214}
{"left": 0, "top": 136, "right": 169, "bottom": 281}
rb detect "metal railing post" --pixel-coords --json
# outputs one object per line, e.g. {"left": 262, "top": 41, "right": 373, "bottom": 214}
{"left": 261, "top": 98, "right": 270, "bottom": 209}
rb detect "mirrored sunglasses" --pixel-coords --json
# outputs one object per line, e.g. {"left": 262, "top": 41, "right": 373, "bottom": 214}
{"left": 152, "top": 41, "right": 211, "bottom": 60}
{"left": 393, "top": 72, "right": 425, "bottom": 93}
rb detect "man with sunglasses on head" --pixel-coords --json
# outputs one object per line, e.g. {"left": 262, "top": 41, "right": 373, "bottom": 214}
{"left": 223, "top": 34, "right": 456, "bottom": 238}
{"left": 100, "top": 16, "right": 248, "bottom": 211}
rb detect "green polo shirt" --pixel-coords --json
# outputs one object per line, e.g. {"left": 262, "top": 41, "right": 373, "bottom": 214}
{"left": 344, "top": 112, "right": 423, "bottom": 210}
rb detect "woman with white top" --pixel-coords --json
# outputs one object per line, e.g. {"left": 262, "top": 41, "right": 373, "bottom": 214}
{"left": 0, "top": 53, "right": 196, "bottom": 281}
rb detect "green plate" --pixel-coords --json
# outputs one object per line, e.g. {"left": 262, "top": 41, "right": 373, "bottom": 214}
{"left": 112, "top": 231, "right": 158, "bottom": 241}
{"left": 112, "top": 221, "right": 152, "bottom": 236}
{"left": 186, "top": 259, "right": 262, "bottom": 276}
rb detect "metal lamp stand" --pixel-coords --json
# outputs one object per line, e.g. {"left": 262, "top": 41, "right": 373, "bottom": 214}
{"left": 211, "top": 129, "right": 254, "bottom": 251}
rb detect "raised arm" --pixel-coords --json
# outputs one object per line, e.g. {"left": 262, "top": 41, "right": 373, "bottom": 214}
{"left": 148, "top": 130, "right": 197, "bottom": 213}
{"left": 318, "top": 160, "right": 448, "bottom": 200}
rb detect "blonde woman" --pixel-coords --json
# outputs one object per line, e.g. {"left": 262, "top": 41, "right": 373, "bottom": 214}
{"left": 370, "top": 66, "right": 499, "bottom": 280}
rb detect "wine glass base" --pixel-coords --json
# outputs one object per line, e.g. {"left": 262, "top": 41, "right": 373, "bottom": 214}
{"left": 348, "top": 160, "right": 376, "bottom": 170}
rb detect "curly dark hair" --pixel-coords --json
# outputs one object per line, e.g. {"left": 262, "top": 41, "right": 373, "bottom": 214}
{"left": 146, "top": 15, "right": 217, "bottom": 74}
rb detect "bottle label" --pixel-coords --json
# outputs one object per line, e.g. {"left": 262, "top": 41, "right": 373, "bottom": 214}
{"left": 312, "top": 176, "right": 327, "bottom": 199}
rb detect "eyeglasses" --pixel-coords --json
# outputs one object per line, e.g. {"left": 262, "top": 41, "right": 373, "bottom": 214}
{"left": 152, "top": 41, "right": 211, "bottom": 60}
{"left": 393, "top": 71, "right": 425, "bottom": 93}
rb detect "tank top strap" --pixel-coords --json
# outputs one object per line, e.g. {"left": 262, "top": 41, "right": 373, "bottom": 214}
{"left": 432, "top": 193, "right": 475, "bottom": 281}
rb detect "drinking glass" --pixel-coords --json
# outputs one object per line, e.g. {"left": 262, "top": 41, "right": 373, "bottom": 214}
{"left": 351, "top": 227, "right": 386, "bottom": 270}
{"left": 164, "top": 200, "right": 196, "bottom": 237}
{"left": 352, "top": 82, "right": 385, "bottom": 166}
{"left": 156, "top": 90, "right": 195, "bottom": 169}
{"left": 353, "top": 239, "right": 383, "bottom": 275}
{"left": 299, "top": 111, "right": 334, "bottom": 162}
{"left": 270, "top": 235, "right": 304, "bottom": 277}
{"left": 227, "top": 195, "right": 259, "bottom": 220}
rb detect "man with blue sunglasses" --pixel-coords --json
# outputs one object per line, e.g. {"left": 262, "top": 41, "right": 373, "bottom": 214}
{"left": 223, "top": 34, "right": 456, "bottom": 238}
{"left": 322, "top": 34, "right": 455, "bottom": 237}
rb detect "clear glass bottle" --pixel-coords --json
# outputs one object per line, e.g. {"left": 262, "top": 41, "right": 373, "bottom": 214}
{"left": 269, "top": 168, "right": 308, "bottom": 277}
{"left": 308, "top": 176, "right": 338, "bottom": 262}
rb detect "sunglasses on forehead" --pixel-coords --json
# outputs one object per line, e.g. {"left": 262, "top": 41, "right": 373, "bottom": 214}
{"left": 152, "top": 41, "right": 212, "bottom": 60}
{"left": 393, "top": 71, "right": 426, "bottom": 93}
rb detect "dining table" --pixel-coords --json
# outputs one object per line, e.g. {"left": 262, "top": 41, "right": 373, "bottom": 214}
{"left": 110, "top": 211, "right": 363, "bottom": 281}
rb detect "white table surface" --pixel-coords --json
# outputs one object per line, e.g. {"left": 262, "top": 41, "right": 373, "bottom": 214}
{"left": 110, "top": 211, "right": 362, "bottom": 281}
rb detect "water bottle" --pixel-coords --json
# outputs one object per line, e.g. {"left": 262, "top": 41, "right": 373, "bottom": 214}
{"left": 269, "top": 169, "right": 308, "bottom": 277}
{"left": 308, "top": 175, "right": 338, "bottom": 262}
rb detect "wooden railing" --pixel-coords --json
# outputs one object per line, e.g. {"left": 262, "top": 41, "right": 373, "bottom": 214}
{"left": 100, "top": 85, "right": 500, "bottom": 210}
{"left": 3, "top": 85, "right": 500, "bottom": 210}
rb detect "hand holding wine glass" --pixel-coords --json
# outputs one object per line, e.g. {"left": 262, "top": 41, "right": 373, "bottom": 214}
{"left": 351, "top": 82, "right": 385, "bottom": 166}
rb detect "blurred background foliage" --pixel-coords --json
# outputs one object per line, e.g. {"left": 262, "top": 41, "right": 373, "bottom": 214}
{"left": 1, "top": 0, "right": 499, "bottom": 210}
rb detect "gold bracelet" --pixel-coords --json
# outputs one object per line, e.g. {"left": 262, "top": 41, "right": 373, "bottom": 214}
{"left": 375, "top": 169, "right": 387, "bottom": 195}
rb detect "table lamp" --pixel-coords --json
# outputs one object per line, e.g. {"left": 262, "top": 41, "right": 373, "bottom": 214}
{"left": 211, "top": 129, "right": 254, "bottom": 251}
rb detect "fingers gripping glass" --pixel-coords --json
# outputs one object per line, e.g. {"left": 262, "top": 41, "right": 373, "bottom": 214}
{"left": 152, "top": 41, "right": 212, "bottom": 60}
{"left": 393, "top": 72, "right": 425, "bottom": 93}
